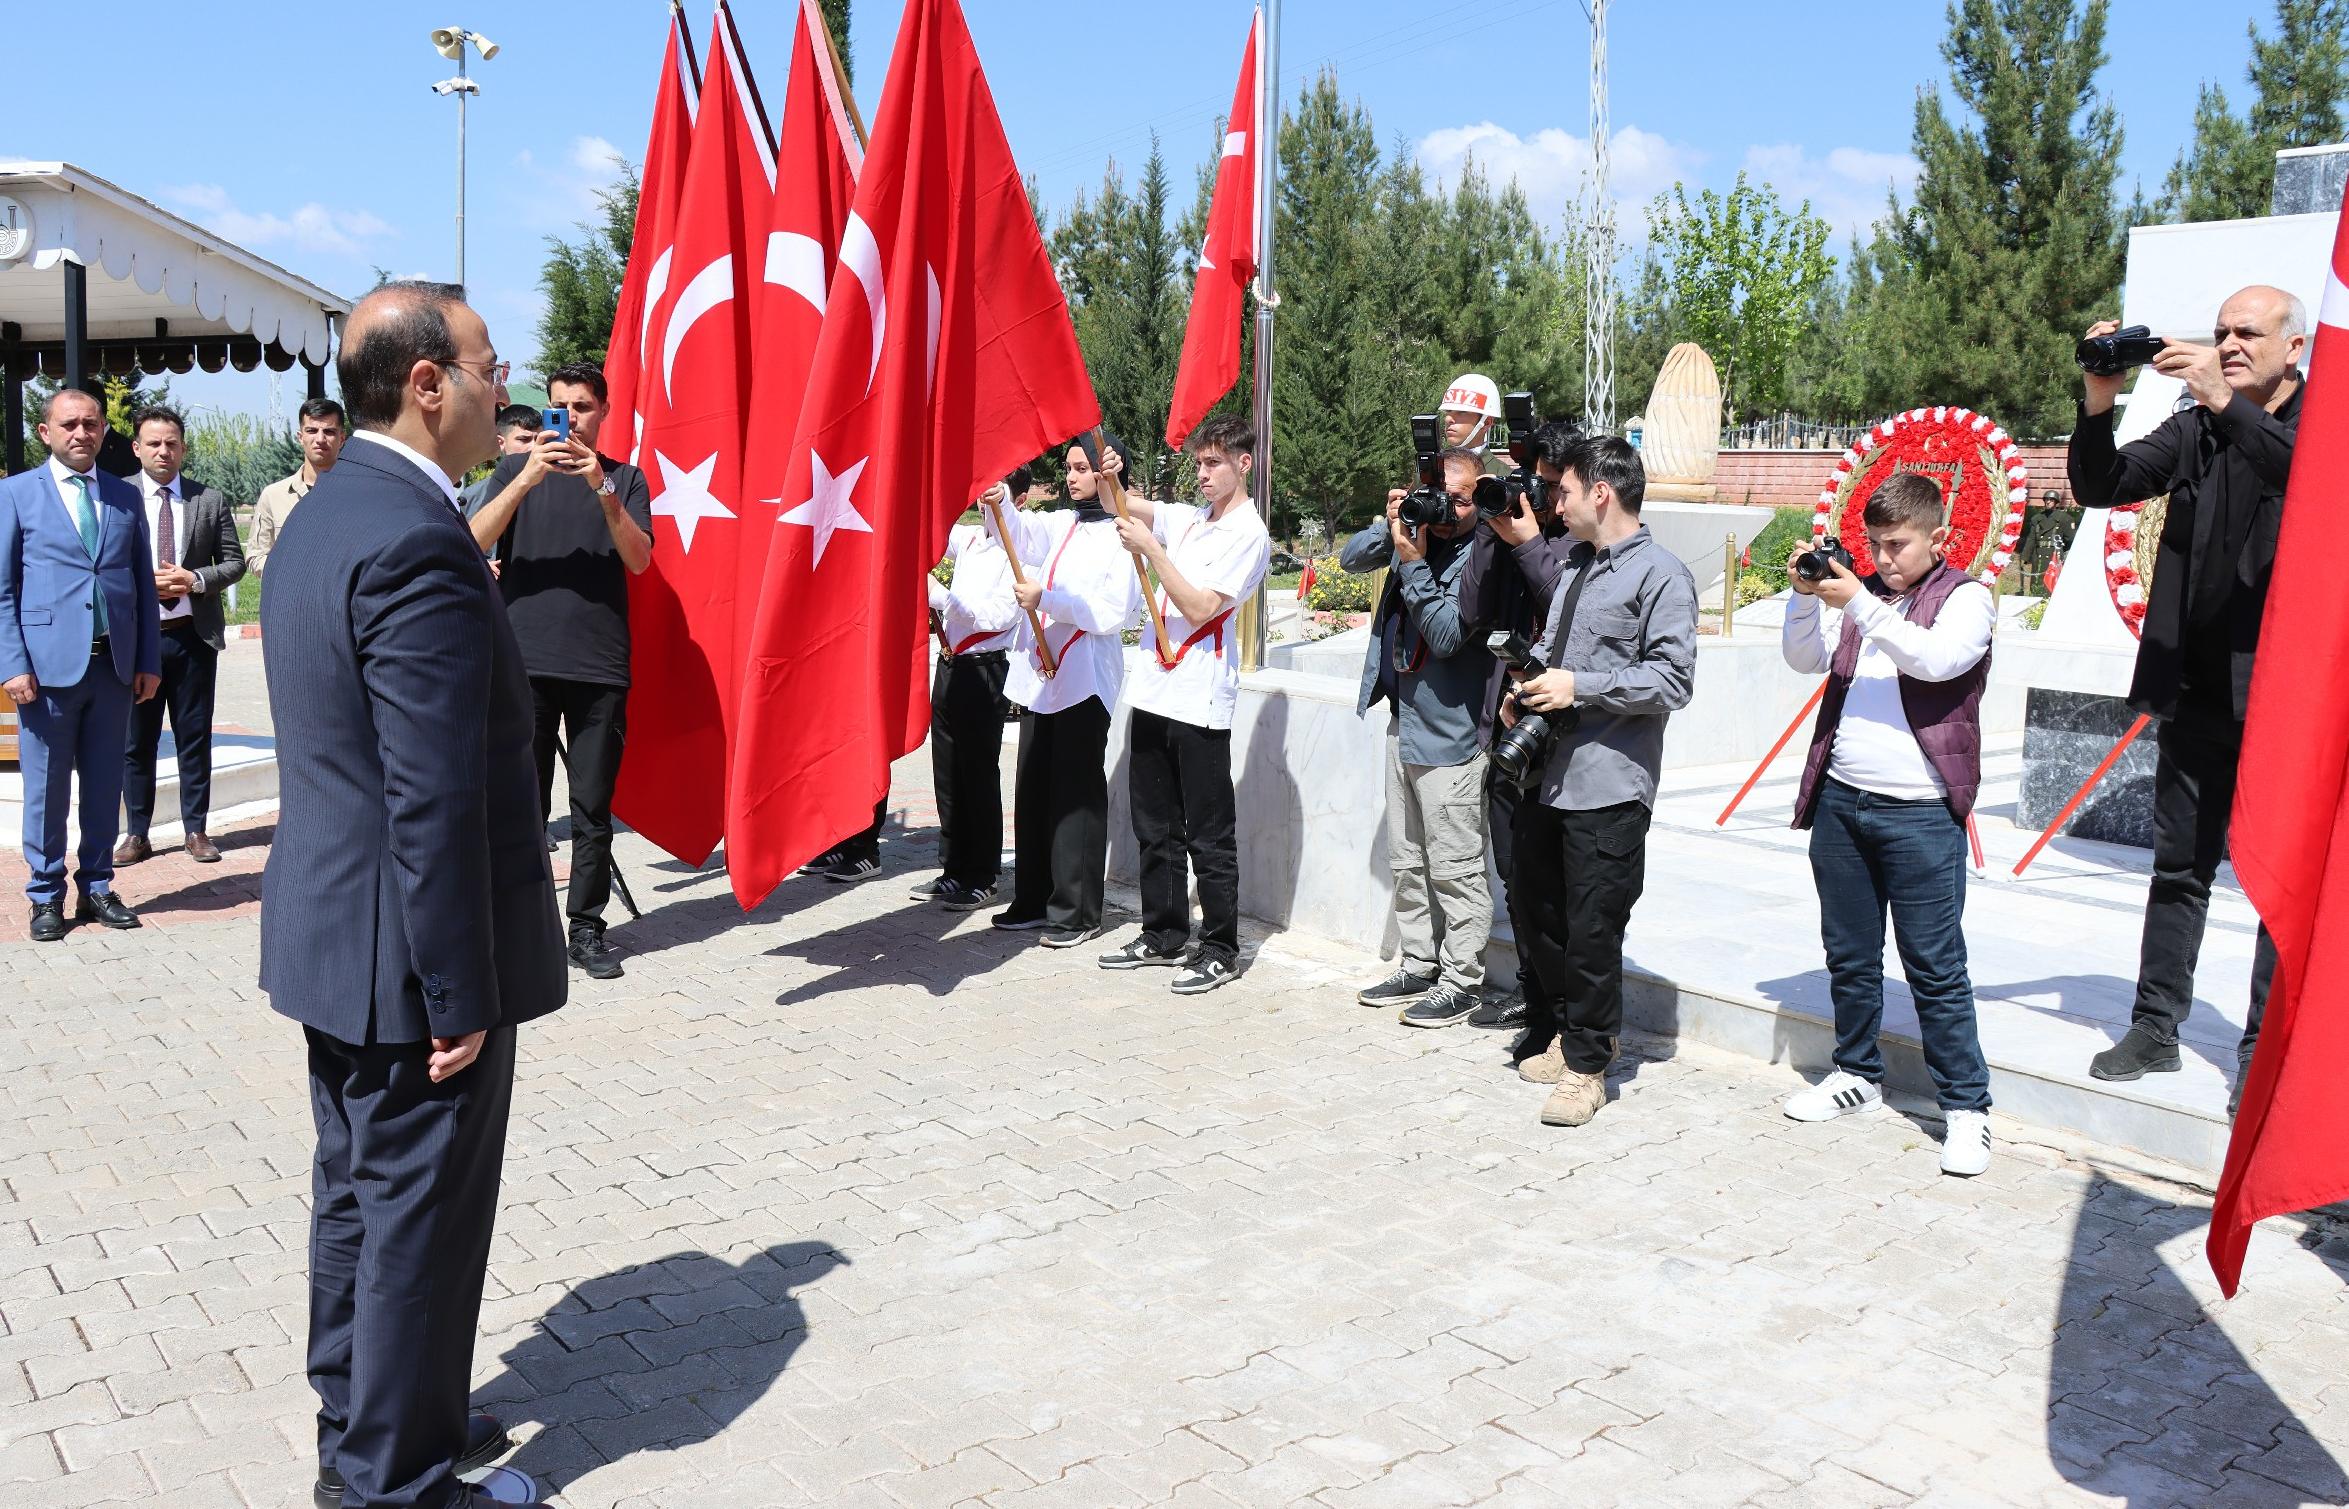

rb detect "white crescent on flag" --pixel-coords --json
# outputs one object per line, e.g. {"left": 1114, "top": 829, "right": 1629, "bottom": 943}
{"left": 2323, "top": 246, "right": 2348, "bottom": 332}
{"left": 662, "top": 255, "right": 736, "bottom": 396}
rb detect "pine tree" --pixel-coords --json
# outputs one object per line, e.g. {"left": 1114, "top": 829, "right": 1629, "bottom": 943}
{"left": 2160, "top": 1, "right": 2348, "bottom": 221}
{"left": 1878, "top": 0, "right": 2124, "bottom": 437}
{"left": 536, "top": 165, "right": 640, "bottom": 374}
{"left": 1051, "top": 141, "right": 1189, "bottom": 490}
{"left": 820, "top": 0, "right": 853, "bottom": 85}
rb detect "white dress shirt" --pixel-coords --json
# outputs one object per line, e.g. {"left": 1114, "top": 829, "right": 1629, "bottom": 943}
{"left": 350, "top": 430, "right": 463, "bottom": 512}
{"left": 140, "top": 472, "right": 199, "bottom": 622}
{"left": 1123, "top": 499, "right": 1271, "bottom": 732}
{"left": 1782, "top": 577, "right": 1996, "bottom": 800}
{"left": 928, "top": 521, "right": 1022, "bottom": 655}
{"left": 991, "top": 507, "right": 1140, "bottom": 716}
{"left": 47, "top": 454, "right": 98, "bottom": 534}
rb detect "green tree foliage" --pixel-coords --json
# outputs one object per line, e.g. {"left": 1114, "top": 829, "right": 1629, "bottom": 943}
{"left": 1052, "top": 139, "right": 1188, "bottom": 490}
{"left": 1644, "top": 174, "right": 1833, "bottom": 423}
{"left": 185, "top": 414, "right": 303, "bottom": 507}
{"left": 820, "top": 0, "right": 852, "bottom": 85}
{"left": 1871, "top": 0, "right": 2125, "bottom": 437}
{"left": 536, "top": 163, "right": 640, "bottom": 376}
{"left": 2159, "top": 0, "right": 2349, "bottom": 221}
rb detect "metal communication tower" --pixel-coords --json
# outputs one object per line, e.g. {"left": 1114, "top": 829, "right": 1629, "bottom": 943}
{"left": 1583, "top": 0, "right": 1615, "bottom": 432}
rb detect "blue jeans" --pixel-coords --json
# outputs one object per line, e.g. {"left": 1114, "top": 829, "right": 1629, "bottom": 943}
{"left": 1809, "top": 778, "right": 1990, "bottom": 1112}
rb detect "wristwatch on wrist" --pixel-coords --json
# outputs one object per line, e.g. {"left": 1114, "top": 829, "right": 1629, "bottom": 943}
{"left": 596, "top": 474, "right": 617, "bottom": 499}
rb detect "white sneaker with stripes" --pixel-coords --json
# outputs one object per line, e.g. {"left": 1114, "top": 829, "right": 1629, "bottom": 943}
{"left": 1783, "top": 1070, "right": 1884, "bottom": 1123}
{"left": 1939, "top": 1109, "right": 1993, "bottom": 1177}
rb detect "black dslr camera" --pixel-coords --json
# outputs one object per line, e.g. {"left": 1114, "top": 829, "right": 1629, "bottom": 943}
{"left": 1472, "top": 391, "right": 1548, "bottom": 522}
{"left": 2075, "top": 324, "right": 2167, "bottom": 377}
{"left": 1791, "top": 536, "right": 1856, "bottom": 585}
{"left": 1486, "top": 629, "right": 1579, "bottom": 789}
{"left": 1396, "top": 413, "right": 1452, "bottom": 535}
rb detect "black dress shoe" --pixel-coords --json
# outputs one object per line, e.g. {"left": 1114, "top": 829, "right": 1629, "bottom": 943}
{"left": 316, "top": 1412, "right": 512, "bottom": 1509}
{"left": 74, "top": 892, "right": 141, "bottom": 930}
{"left": 568, "top": 931, "right": 625, "bottom": 980}
{"left": 28, "top": 904, "right": 65, "bottom": 943}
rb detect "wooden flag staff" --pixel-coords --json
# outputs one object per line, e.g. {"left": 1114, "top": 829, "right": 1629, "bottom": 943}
{"left": 1089, "top": 428, "right": 1175, "bottom": 663}
{"left": 982, "top": 485, "right": 1060, "bottom": 679}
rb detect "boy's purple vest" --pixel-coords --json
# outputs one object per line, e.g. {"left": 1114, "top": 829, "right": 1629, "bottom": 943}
{"left": 1792, "top": 560, "right": 1990, "bottom": 829}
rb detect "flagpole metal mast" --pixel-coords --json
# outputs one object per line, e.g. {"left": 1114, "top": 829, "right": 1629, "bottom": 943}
{"left": 1243, "top": 0, "right": 1279, "bottom": 672}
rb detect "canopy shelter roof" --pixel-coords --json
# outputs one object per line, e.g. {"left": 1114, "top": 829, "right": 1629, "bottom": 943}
{"left": 0, "top": 161, "right": 350, "bottom": 470}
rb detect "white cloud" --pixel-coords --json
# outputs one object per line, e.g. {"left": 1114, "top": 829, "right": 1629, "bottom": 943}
{"left": 162, "top": 184, "right": 394, "bottom": 257}
{"left": 1738, "top": 144, "right": 1920, "bottom": 244}
{"left": 1415, "top": 121, "right": 1705, "bottom": 239}
{"left": 570, "top": 135, "right": 624, "bottom": 180}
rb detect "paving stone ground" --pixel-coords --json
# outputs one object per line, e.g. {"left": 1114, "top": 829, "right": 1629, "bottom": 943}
{"left": 5, "top": 702, "right": 2349, "bottom": 1506}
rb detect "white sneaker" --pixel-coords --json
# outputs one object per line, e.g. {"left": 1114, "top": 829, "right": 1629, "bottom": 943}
{"left": 1783, "top": 1070, "right": 1883, "bottom": 1123}
{"left": 1940, "top": 1110, "right": 1992, "bottom": 1177}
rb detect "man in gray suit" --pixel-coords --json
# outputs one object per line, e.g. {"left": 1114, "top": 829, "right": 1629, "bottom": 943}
{"left": 117, "top": 405, "right": 245, "bottom": 865}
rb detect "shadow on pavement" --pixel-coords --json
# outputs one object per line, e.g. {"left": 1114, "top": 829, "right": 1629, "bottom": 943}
{"left": 474, "top": 1240, "right": 847, "bottom": 1499}
{"left": 2048, "top": 1169, "right": 2347, "bottom": 1505}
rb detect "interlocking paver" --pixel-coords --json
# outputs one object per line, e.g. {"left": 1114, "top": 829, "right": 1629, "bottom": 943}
{"left": 6, "top": 668, "right": 2349, "bottom": 1507}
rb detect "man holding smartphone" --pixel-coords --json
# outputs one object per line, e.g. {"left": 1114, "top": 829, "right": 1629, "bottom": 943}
{"left": 471, "top": 362, "right": 653, "bottom": 980}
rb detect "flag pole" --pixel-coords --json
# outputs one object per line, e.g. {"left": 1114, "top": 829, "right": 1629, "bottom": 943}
{"left": 714, "top": 0, "right": 778, "bottom": 161}
{"left": 1243, "top": 0, "right": 1279, "bottom": 671}
{"left": 983, "top": 488, "right": 1060, "bottom": 679}
{"left": 806, "top": 0, "right": 868, "bottom": 146}
{"left": 1092, "top": 428, "right": 1177, "bottom": 663}
{"left": 672, "top": 0, "right": 704, "bottom": 94}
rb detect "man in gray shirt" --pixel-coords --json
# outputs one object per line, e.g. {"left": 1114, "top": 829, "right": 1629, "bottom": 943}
{"left": 1507, "top": 436, "right": 1697, "bottom": 1128}
{"left": 1340, "top": 448, "right": 1494, "bottom": 1027}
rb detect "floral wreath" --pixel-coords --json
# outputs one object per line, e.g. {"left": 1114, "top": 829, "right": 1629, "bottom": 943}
{"left": 2101, "top": 497, "right": 2167, "bottom": 638}
{"left": 1813, "top": 407, "right": 2027, "bottom": 582}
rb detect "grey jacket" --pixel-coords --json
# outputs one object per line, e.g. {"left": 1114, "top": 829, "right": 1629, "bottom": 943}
{"left": 1341, "top": 521, "right": 1488, "bottom": 766}
{"left": 168, "top": 480, "right": 248, "bottom": 652}
{"left": 1537, "top": 525, "right": 1698, "bottom": 811}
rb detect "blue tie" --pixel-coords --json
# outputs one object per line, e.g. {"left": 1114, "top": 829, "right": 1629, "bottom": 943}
{"left": 69, "top": 474, "right": 107, "bottom": 637}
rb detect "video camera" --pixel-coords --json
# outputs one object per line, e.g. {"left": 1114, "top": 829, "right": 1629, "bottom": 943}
{"left": 2075, "top": 324, "right": 2166, "bottom": 378}
{"left": 1472, "top": 391, "right": 1547, "bottom": 522}
{"left": 1486, "top": 628, "right": 1578, "bottom": 789}
{"left": 1397, "top": 413, "right": 1452, "bottom": 535}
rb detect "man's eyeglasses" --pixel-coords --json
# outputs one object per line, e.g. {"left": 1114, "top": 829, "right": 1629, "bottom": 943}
{"left": 444, "top": 358, "right": 511, "bottom": 386}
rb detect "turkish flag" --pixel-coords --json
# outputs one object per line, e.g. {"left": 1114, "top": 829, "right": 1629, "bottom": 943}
{"left": 2208, "top": 203, "right": 2349, "bottom": 1296}
{"left": 602, "top": 5, "right": 699, "bottom": 467}
{"left": 608, "top": 0, "right": 777, "bottom": 864}
{"left": 1165, "top": 11, "right": 1260, "bottom": 451}
{"left": 724, "top": 0, "right": 1100, "bottom": 906}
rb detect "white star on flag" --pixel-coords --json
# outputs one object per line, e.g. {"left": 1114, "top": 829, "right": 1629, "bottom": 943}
{"left": 651, "top": 450, "right": 736, "bottom": 553}
{"left": 776, "top": 449, "right": 874, "bottom": 567}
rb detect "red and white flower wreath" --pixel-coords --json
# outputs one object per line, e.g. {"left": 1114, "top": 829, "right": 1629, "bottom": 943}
{"left": 1813, "top": 407, "right": 2028, "bottom": 583}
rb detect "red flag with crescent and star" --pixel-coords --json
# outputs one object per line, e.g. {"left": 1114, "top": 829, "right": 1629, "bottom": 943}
{"left": 2208, "top": 199, "right": 2349, "bottom": 1296}
{"left": 601, "top": 3, "right": 698, "bottom": 469}
{"left": 1165, "top": 10, "right": 1260, "bottom": 451}
{"left": 723, "top": 0, "right": 1100, "bottom": 907}
{"left": 609, "top": 1, "right": 784, "bottom": 865}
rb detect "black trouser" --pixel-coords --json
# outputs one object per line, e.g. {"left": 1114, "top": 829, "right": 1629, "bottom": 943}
{"left": 2132, "top": 713, "right": 2278, "bottom": 1062}
{"left": 122, "top": 624, "right": 218, "bottom": 838}
{"left": 931, "top": 652, "right": 1009, "bottom": 887}
{"left": 1011, "top": 699, "right": 1111, "bottom": 930}
{"left": 837, "top": 798, "right": 888, "bottom": 865}
{"left": 1129, "top": 709, "right": 1240, "bottom": 965}
{"left": 531, "top": 677, "right": 627, "bottom": 937}
{"left": 1487, "top": 769, "right": 1526, "bottom": 996}
{"left": 1514, "top": 799, "right": 1653, "bottom": 1075}
{"left": 305, "top": 1025, "right": 515, "bottom": 1509}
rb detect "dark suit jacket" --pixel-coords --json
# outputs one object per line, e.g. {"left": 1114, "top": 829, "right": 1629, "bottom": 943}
{"left": 259, "top": 438, "right": 566, "bottom": 1045}
{"left": 2069, "top": 386, "right": 2301, "bottom": 721}
{"left": 162, "top": 479, "right": 246, "bottom": 651}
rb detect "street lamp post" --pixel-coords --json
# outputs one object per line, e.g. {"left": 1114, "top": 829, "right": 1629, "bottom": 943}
{"left": 429, "top": 27, "right": 499, "bottom": 288}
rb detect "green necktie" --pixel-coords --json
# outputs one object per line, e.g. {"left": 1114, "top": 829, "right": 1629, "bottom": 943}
{"left": 69, "top": 474, "right": 107, "bottom": 636}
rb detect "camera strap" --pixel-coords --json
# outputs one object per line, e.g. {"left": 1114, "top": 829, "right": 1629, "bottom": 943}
{"left": 1544, "top": 554, "right": 1598, "bottom": 663}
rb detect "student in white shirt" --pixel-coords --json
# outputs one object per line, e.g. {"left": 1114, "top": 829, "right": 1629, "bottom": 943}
{"left": 916, "top": 468, "right": 1030, "bottom": 913}
{"left": 989, "top": 436, "right": 1143, "bottom": 948}
{"left": 1777, "top": 471, "right": 1997, "bottom": 1178}
{"left": 1094, "top": 416, "right": 1271, "bottom": 993}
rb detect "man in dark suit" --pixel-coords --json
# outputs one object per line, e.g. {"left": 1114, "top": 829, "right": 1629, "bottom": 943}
{"left": 0, "top": 387, "right": 161, "bottom": 941}
{"left": 116, "top": 405, "right": 245, "bottom": 866}
{"left": 262, "top": 281, "right": 565, "bottom": 1509}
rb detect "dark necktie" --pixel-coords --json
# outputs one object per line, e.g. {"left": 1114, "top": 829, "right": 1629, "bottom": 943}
{"left": 156, "top": 484, "right": 177, "bottom": 568}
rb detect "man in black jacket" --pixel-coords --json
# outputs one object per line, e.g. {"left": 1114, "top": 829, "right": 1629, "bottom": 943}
{"left": 2069, "top": 286, "right": 2304, "bottom": 1099}
{"left": 262, "top": 281, "right": 563, "bottom": 1509}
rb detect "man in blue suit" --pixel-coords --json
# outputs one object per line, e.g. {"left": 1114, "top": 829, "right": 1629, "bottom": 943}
{"left": 0, "top": 387, "right": 162, "bottom": 941}
{"left": 262, "top": 281, "right": 565, "bottom": 1509}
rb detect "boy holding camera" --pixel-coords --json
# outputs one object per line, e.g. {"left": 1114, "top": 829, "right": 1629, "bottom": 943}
{"left": 1779, "top": 472, "right": 1995, "bottom": 1176}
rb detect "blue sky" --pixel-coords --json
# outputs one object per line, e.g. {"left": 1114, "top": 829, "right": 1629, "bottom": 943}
{"left": 2, "top": 0, "right": 2280, "bottom": 421}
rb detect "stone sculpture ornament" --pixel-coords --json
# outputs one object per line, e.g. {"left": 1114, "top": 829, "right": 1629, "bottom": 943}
{"left": 1813, "top": 407, "right": 2027, "bottom": 583}
{"left": 1641, "top": 342, "right": 1723, "bottom": 503}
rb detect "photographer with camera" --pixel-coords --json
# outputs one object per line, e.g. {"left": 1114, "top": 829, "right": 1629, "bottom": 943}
{"left": 1458, "top": 415, "right": 1583, "bottom": 1036}
{"left": 2069, "top": 287, "right": 2304, "bottom": 1104}
{"left": 1778, "top": 474, "right": 1996, "bottom": 1176}
{"left": 1504, "top": 436, "right": 1696, "bottom": 1128}
{"left": 1343, "top": 444, "right": 1494, "bottom": 1027}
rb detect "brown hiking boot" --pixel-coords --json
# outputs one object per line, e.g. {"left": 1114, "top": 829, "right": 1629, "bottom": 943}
{"left": 1540, "top": 1069, "right": 1607, "bottom": 1127}
{"left": 1516, "top": 1043, "right": 1564, "bottom": 1084}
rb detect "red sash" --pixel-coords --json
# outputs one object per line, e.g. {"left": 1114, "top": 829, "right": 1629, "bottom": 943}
{"left": 1036, "top": 525, "right": 1088, "bottom": 669}
{"left": 950, "top": 628, "right": 1009, "bottom": 656}
{"left": 1147, "top": 511, "right": 1237, "bottom": 671}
